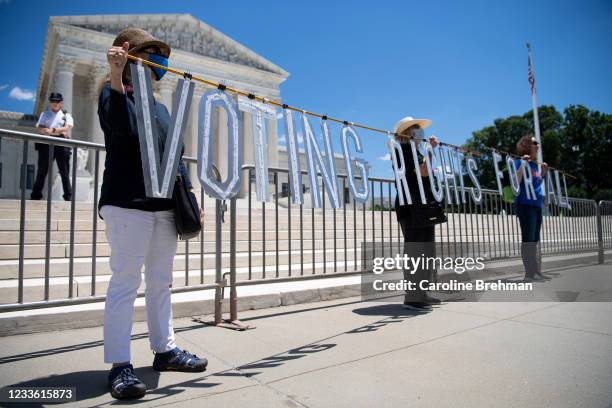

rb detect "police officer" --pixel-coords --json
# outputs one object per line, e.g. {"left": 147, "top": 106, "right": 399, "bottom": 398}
{"left": 31, "top": 92, "right": 74, "bottom": 201}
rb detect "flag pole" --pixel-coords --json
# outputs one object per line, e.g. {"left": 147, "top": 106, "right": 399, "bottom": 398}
{"left": 527, "top": 43, "right": 543, "bottom": 164}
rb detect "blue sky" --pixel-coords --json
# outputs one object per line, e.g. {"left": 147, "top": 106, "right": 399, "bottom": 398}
{"left": 0, "top": 0, "right": 610, "bottom": 179}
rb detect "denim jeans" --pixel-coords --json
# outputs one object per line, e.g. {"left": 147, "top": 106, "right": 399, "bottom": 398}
{"left": 515, "top": 204, "right": 542, "bottom": 277}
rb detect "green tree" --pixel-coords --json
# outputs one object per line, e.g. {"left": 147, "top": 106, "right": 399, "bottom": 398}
{"left": 463, "top": 105, "right": 611, "bottom": 199}
{"left": 464, "top": 105, "right": 563, "bottom": 190}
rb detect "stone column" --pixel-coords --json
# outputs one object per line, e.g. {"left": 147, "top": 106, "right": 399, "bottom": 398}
{"left": 186, "top": 88, "right": 205, "bottom": 191}
{"left": 213, "top": 101, "right": 229, "bottom": 183}
{"left": 158, "top": 78, "right": 176, "bottom": 111}
{"left": 48, "top": 55, "right": 76, "bottom": 200}
{"left": 85, "top": 65, "right": 107, "bottom": 175}
{"left": 240, "top": 110, "right": 254, "bottom": 198}
{"left": 53, "top": 55, "right": 77, "bottom": 113}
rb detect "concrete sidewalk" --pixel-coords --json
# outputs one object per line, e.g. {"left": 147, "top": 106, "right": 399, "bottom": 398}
{"left": 1, "top": 264, "right": 611, "bottom": 407}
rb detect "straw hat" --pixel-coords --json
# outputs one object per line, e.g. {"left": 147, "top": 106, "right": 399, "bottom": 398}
{"left": 393, "top": 116, "right": 432, "bottom": 135}
{"left": 112, "top": 27, "right": 171, "bottom": 58}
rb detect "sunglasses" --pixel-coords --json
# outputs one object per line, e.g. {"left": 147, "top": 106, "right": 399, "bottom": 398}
{"left": 139, "top": 47, "right": 161, "bottom": 55}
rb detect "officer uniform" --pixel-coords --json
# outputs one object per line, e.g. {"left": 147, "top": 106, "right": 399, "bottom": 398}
{"left": 31, "top": 93, "right": 74, "bottom": 201}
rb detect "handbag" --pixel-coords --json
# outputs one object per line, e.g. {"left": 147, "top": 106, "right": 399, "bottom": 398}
{"left": 406, "top": 201, "right": 447, "bottom": 228}
{"left": 173, "top": 174, "right": 202, "bottom": 240}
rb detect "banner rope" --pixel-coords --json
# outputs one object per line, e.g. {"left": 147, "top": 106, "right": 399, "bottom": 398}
{"left": 125, "top": 54, "right": 576, "bottom": 179}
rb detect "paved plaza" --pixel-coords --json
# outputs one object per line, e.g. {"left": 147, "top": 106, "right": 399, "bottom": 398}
{"left": 1, "top": 263, "right": 611, "bottom": 407}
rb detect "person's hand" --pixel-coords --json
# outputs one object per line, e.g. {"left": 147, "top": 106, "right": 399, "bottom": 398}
{"left": 429, "top": 135, "right": 439, "bottom": 148}
{"left": 40, "top": 127, "right": 51, "bottom": 136}
{"left": 199, "top": 207, "right": 205, "bottom": 224}
{"left": 107, "top": 41, "right": 129, "bottom": 76}
{"left": 522, "top": 154, "right": 531, "bottom": 161}
{"left": 541, "top": 162, "right": 548, "bottom": 172}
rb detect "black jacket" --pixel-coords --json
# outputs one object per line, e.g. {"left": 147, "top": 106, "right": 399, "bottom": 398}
{"left": 393, "top": 142, "right": 434, "bottom": 220}
{"left": 97, "top": 82, "right": 192, "bottom": 214}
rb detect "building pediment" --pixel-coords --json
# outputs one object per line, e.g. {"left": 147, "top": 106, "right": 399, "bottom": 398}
{"left": 50, "top": 14, "right": 288, "bottom": 77}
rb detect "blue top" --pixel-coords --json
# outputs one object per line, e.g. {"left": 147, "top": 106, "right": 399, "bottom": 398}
{"left": 514, "top": 159, "right": 543, "bottom": 208}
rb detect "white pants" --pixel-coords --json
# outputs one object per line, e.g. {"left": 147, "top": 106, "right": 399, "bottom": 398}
{"left": 100, "top": 205, "right": 178, "bottom": 364}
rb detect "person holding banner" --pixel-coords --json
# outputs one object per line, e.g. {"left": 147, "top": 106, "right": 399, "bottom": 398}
{"left": 393, "top": 117, "right": 441, "bottom": 311}
{"left": 99, "top": 28, "right": 207, "bottom": 400}
{"left": 514, "top": 134, "right": 549, "bottom": 282}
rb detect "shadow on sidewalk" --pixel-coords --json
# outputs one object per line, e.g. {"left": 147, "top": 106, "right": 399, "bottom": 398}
{"left": 0, "top": 323, "right": 212, "bottom": 365}
{"left": 6, "top": 368, "right": 221, "bottom": 406}
{"left": 352, "top": 303, "right": 433, "bottom": 317}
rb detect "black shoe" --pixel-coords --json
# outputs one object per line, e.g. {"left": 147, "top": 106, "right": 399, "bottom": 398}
{"left": 153, "top": 347, "right": 208, "bottom": 372}
{"left": 108, "top": 364, "right": 146, "bottom": 400}
{"left": 402, "top": 302, "right": 432, "bottom": 311}
{"left": 524, "top": 275, "right": 546, "bottom": 283}
{"left": 426, "top": 295, "right": 442, "bottom": 305}
{"left": 534, "top": 272, "right": 551, "bottom": 281}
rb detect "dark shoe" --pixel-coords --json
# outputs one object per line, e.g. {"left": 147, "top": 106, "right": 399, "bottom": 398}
{"left": 426, "top": 295, "right": 442, "bottom": 305}
{"left": 30, "top": 194, "right": 42, "bottom": 200}
{"left": 402, "top": 302, "right": 432, "bottom": 311}
{"left": 108, "top": 364, "right": 146, "bottom": 400}
{"left": 524, "top": 275, "right": 545, "bottom": 283}
{"left": 534, "top": 272, "right": 551, "bottom": 281}
{"left": 63, "top": 195, "right": 72, "bottom": 202}
{"left": 153, "top": 347, "right": 208, "bottom": 372}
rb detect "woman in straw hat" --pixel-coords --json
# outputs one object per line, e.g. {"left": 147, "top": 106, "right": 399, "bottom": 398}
{"left": 100, "top": 28, "right": 206, "bottom": 399}
{"left": 392, "top": 116, "right": 442, "bottom": 311}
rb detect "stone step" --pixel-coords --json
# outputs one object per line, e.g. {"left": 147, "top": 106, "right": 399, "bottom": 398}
{"left": 0, "top": 228, "right": 550, "bottom": 261}
{"left": 1, "top": 225, "right": 590, "bottom": 259}
{"left": 0, "top": 235, "right": 384, "bottom": 260}
{"left": 0, "top": 237, "right": 598, "bottom": 281}
{"left": 0, "top": 227, "right": 396, "bottom": 245}
{"left": 0, "top": 259, "right": 360, "bottom": 304}
{"left": 0, "top": 215, "right": 399, "bottom": 231}
{"left": 0, "top": 246, "right": 377, "bottom": 280}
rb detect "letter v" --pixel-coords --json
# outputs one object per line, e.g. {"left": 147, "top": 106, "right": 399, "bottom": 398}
{"left": 131, "top": 60, "right": 195, "bottom": 198}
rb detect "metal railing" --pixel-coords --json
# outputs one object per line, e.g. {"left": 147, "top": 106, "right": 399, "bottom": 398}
{"left": 0, "top": 128, "right": 610, "bottom": 319}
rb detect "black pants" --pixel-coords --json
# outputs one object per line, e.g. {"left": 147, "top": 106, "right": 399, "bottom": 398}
{"left": 516, "top": 204, "right": 543, "bottom": 277}
{"left": 399, "top": 219, "right": 436, "bottom": 302}
{"left": 31, "top": 145, "right": 72, "bottom": 200}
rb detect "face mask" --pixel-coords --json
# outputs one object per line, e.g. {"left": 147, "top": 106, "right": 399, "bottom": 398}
{"left": 412, "top": 128, "right": 425, "bottom": 139}
{"left": 147, "top": 53, "right": 169, "bottom": 81}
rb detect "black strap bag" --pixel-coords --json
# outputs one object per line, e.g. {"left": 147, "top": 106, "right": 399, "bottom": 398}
{"left": 406, "top": 201, "right": 447, "bottom": 228}
{"left": 173, "top": 174, "right": 202, "bottom": 240}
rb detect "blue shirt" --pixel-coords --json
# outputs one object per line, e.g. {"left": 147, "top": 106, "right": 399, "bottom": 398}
{"left": 514, "top": 159, "right": 543, "bottom": 207}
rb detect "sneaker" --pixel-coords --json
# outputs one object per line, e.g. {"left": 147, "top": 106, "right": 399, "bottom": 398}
{"left": 426, "top": 295, "right": 442, "bottom": 305}
{"left": 153, "top": 347, "right": 208, "bottom": 372}
{"left": 402, "top": 302, "right": 432, "bottom": 311}
{"left": 108, "top": 364, "right": 146, "bottom": 400}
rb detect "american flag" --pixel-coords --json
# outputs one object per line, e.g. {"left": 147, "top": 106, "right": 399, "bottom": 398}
{"left": 527, "top": 44, "right": 536, "bottom": 95}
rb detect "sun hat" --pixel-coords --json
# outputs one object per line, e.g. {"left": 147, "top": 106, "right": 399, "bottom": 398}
{"left": 112, "top": 27, "right": 171, "bottom": 58}
{"left": 393, "top": 116, "right": 432, "bottom": 135}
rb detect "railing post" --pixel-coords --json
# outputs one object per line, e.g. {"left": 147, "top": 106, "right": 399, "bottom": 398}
{"left": 212, "top": 166, "right": 223, "bottom": 325}
{"left": 597, "top": 201, "right": 604, "bottom": 264}
{"left": 229, "top": 196, "right": 238, "bottom": 321}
